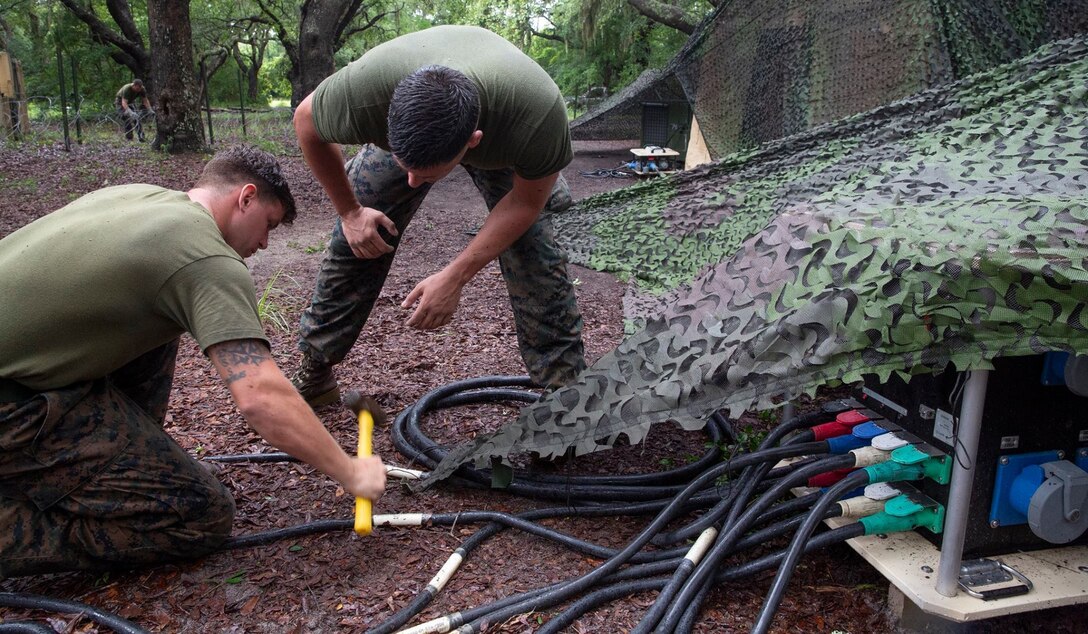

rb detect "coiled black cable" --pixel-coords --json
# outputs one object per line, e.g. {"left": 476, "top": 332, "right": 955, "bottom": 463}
{"left": 5, "top": 377, "right": 850, "bottom": 634}
{"left": 0, "top": 593, "right": 148, "bottom": 634}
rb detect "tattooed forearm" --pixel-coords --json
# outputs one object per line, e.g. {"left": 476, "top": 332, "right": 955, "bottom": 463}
{"left": 212, "top": 339, "right": 271, "bottom": 385}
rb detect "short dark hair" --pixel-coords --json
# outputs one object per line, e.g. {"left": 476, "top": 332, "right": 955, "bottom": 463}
{"left": 196, "top": 145, "right": 297, "bottom": 222}
{"left": 132, "top": 79, "right": 144, "bottom": 87}
{"left": 387, "top": 65, "right": 480, "bottom": 169}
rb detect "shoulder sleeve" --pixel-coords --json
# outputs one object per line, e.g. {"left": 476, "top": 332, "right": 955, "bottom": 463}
{"left": 157, "top": 257, "right": 269, "bottom": 352}
{"left": 514, "top": 94, "right": 574, "bottom": 180}
{"left": 311, "top": 64, "right": 387, "bottom": 146}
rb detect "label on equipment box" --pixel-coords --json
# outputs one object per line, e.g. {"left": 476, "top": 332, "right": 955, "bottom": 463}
{"left": 1000, "top": 436, "right": 1020, "bottom": 449}
{"left": 933, "top": 409, "right": 955, "bottom": 447}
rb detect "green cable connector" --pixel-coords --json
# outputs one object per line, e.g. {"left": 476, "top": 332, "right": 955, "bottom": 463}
{"left": 861, "top": 448, "right": 951, "bottom": 485}
{"left": 859, "top": 494, "right": 946, "bottom": 535}
{"left": 863, "top": 460, "right": 925, "bottom": 484}
{"left": 890, "top": 444, "right": 953, "bottom": 485}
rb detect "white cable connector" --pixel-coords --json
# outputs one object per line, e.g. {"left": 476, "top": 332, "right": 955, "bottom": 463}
{"left": 386, "top": 464, "right": 427, "bottom": 480}
{"left": 373, "top": 513, "right": 429, "bottom": 527}
{"left": 850, "top": 445, "right": 892, "bottom": 468}
{"left": 397, "top": 614, "right": 457, "bottom": 634}
{"left": 683, "top": 527, "right": 719, "bottom": 564}
{"left": 427, "top": 551, "right": 465, "bottom": 592}
{"left": 838, "top": 495, "right": 886, "bottom": 519}
{"left": 871, "top": 432, "right": 910, "bottom": 452}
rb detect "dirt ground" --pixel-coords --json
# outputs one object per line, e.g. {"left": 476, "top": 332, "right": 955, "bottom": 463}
{"left": 1, "top": 139, "right": 1084, "bottom": 633}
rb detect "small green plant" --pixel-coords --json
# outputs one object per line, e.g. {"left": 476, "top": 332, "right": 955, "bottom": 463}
{"left": 257, "top": 269, "right": 296, "bottom": 333}
{"left": 756, "top": 409, "right": 777, "bottom": 424}
{"left": 730, "top": 424, "right": 767, "bottom": 454}
{"left": 0, "top": 177, "right": 38, "bottom": 193}
{"left": 287, "top": 240, "right": 326, "bottom": 254}
{"left": 224, "top": 571, "right": 246, "bottom": 584}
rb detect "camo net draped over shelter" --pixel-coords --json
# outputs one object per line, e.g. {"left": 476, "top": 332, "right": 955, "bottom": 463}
{"left": 429, "top": 34, "right": 1088, "bottom": 478}
{"left": 569, "top": 69, "right": 686, "bottom": 141}
{"left": 571, "top": 0, "right": 1088, "bottom": 159}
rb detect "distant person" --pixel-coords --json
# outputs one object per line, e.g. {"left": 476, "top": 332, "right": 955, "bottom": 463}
{"left": 115, "top": 78, "right": 153, "bottom": 141}
{"left": 291, "top": 25, "right": 585, "bottom": 407}
{"left": 0, "top": 146, "right": 386, "bottom": 578}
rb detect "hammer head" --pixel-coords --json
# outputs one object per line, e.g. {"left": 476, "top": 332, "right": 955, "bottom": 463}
{"left": 343, "top": 390, "right": 388, "bottom": 426}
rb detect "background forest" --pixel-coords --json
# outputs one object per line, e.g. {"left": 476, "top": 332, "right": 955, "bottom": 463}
{"left": 0, "top": 0, "right": 709, "bottom": 116}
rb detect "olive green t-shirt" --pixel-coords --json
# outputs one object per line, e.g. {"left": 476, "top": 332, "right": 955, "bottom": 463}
{"left": 311, "top": 25, "right": 573, "bottom": 180}
{"left": 0, "top": 184, "right": 268, "bottom": 390}
{"left": 115, "top": 83, "right": 144, "bottom": 106}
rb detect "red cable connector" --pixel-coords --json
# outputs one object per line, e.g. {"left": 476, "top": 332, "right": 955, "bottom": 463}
{"left": 811, "top": 409, "right": 869, "bottom": 441}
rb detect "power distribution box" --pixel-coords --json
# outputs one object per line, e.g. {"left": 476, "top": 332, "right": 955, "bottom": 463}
{"left": 857, "top": 355, "right": 1088, "bottom": 558}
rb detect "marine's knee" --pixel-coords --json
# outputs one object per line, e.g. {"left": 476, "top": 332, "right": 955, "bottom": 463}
{"left": 163, "top": 482, "right": 235, "bottom": 557}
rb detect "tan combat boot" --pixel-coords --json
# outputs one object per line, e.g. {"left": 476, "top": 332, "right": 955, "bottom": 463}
{"left": 291, "top": 354, "right": 341, "bottom": 407}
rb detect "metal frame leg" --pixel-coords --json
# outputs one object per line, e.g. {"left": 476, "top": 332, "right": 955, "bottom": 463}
{"left": 935, "top": 369, "right": 990, "bottom": 597}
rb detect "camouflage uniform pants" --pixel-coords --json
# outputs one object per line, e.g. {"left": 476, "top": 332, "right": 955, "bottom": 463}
{"left": 0, "top": 341, "right": 234, "bottom": 578}
{"left": 297, "top": 144, "right": 586, "bottom": 388}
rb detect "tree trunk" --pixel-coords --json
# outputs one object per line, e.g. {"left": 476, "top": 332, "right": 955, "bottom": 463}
{"left": 57, "top": 0, "right": 152, "bottom": 91}
{"left": 289, "top": 0, "right": 344, "bottom": 106}
{"left": 147, "top": 0, "right": 205, "bottom": 153}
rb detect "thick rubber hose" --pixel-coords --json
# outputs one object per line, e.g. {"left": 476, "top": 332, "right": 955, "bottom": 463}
{"left": 751, "top": 470, "right": 871, "bottom": 634}
{"left": 0, "top": 593, "right": 148, "bottom": 634}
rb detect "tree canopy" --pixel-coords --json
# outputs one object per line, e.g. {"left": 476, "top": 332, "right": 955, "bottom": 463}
{"left": 3, "top": 0, "right": 709, "bottom": 151}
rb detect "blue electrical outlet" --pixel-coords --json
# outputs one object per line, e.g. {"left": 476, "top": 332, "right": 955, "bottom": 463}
{"left": 989, "top": 450, "right": 1063, "bottom": 528}
{"left": 1040, "top": 351, "right": 1070, "bottom": 386}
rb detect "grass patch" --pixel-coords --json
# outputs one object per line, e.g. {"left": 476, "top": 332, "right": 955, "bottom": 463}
{"left": 257, "top": 269, "right": 298, "bottom": 333}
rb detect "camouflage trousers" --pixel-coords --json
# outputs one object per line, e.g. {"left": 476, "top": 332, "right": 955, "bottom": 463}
{"left": 298, "top": 144, "right": 587, "bottom": 388}
{"left": 0, "top": 341, "right": 234, "bottom": 578}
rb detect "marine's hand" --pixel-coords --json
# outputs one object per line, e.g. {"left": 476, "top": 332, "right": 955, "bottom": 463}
{"left": 402, "top": 270, "right": 463, "bottom": 330}
{"left": 346, "top": 455, "right": 387, "bottom": 500}
{"left": 342, "top": 206, "right": 398, "bottom": 259}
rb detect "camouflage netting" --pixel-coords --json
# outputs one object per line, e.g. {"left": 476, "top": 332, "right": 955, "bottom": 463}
{"left": 568, "top": 68, "right": 687, "bottom": 141}
{"left": 572, "top": 0, "right": 1088, "bottom": 160}
{"left": 428, "top": 33, "right": 1088, "bottom": 479}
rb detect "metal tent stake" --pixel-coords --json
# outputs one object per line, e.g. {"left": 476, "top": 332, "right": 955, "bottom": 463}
{"left": 935, "top": 369, "right": 990, "bottom": 597}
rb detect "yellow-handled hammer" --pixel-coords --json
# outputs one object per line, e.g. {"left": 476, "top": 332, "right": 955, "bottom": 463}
{"left": 343, "top": 390, "right": 386, "bottom": 536}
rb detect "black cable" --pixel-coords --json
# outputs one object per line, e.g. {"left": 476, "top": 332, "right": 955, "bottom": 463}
{"left": 651, "top": 441, "right": 828, "bottom": 546}
{"left": 751, "top": 470, "right": 871, "bottom": 634}
{"left": 0, "top": 593, "right": 148, "bottom": 634}
{"left": 455, "top": 460, "right": 737, "bottom": 633}
{"left": 652, "top": 453, "right": 857, "bottom": 633}
{"left": 674, "top": 524, "right": 866, "bottom": 633}
{"left": 0, "top": 623, "right": 56, "bottom": 634}
{"left": 536, "top": 522, "right": 866, "bottom": 634}
{"left": 394, "top": 376, "right": 731, "bottom": 489}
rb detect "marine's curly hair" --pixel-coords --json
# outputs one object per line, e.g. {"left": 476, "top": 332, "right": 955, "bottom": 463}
{"left": 196, "top": 145, "right": 297, "bottom": 222}
{"left": 387, "top": 65, "right": 480, "bottom": 169}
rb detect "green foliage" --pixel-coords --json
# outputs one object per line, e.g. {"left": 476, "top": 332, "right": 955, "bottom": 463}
{"left": 19, "top": 0, "right": 703, "bottom": 128}
{"left": 727, "top": 424, "right": 766, "bottom": 455}
{"left": 529, "top": 0, "right": 697, "bottom": 99}
{"left": 256, "top": 269, "right": 296, "bottom": 333}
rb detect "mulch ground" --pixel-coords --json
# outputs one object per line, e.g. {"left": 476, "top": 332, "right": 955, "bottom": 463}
{"left": 1, "top": 140, "right": 1083, "bottom": 633}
